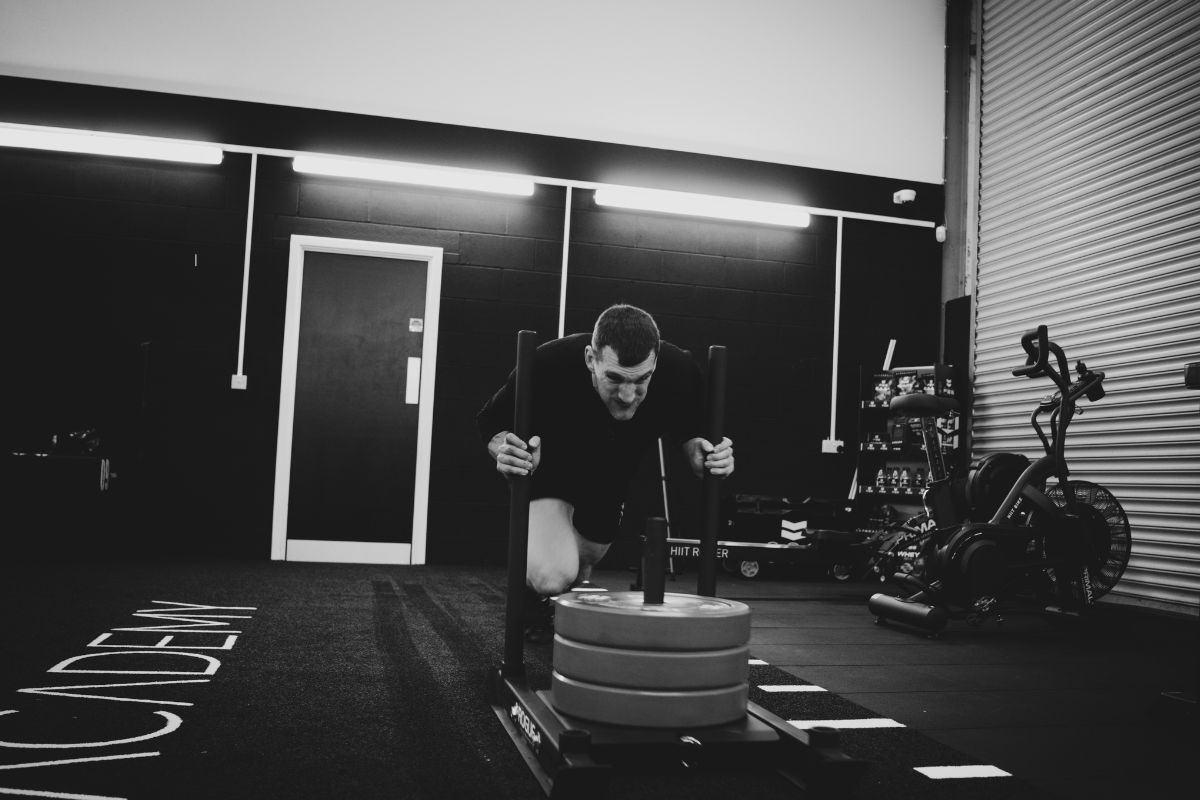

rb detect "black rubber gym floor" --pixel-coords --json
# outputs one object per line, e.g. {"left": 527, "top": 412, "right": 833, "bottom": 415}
{"left": 0, "top": 559, "right": 1194, "bottom": 799}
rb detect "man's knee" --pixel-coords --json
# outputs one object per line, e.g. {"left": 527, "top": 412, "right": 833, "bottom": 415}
{"left": 526, "top": 498, "right": 580, "bottom": 595}
{"left": 527, "top": 563, "right": 576, "bottom": 596}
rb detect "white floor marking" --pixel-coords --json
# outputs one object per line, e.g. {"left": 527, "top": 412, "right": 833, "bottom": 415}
{"left": 748, "top": 658, "right": 768, "bottom": 665}
{"left": 0, "top": 753, "right": 159, "bottom": 771}
{"left": 0, "top": 788, "right": 127, "bottom": 800}
{"left": 758, "top": 684, "right": 827, "bottom": 692}
{"left": 788, "top": 718, "right": 905, "bottom": 729}
{"left": 915, "top": 765, "right": 1012, "bottom": 779}
{"left": 0, "top": 710, "right": 181, "bottom": 748}
{"left": 19, "top": 679, "right": 209, "bottom": 706}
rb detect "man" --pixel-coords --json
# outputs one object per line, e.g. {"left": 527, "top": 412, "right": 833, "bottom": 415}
{"left": 477, "top": 304, "right": 734, "bottom": 639}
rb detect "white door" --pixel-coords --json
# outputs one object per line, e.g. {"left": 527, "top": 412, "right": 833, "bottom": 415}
{"left": 272, "top": 236, "right": 442, "bottom": 564}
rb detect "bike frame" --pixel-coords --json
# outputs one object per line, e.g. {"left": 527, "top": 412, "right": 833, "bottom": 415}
{"left": 988, "top": 425, "right": 1071, "bottom": 527}
{"left": 991, "top": 351, "right": 1105, "bottom": 525}
{"left": 924, "top": 326, "right": 1103, "bottom": 531}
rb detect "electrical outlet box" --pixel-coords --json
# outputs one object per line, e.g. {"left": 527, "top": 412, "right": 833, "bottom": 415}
{"left": 821, "top": 438, "right": 844, "bottom": 454}
{"left": 231, "top": 374, "right": 248, "bottom": 391}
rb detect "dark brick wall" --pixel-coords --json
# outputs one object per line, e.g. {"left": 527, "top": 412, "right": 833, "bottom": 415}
{"left": 1, "top": 148, "right": 251, "bottom": 556}
{"left": 1, "top": 148, "right": 940, "bottom": 564}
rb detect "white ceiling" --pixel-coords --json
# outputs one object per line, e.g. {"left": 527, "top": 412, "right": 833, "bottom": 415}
{"left": 0, "top": 0, "right": 947, "bottom": 183}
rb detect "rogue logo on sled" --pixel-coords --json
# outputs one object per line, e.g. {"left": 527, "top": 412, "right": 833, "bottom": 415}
{"left": 509, "top": 702, "right": 542, "bottom": 753}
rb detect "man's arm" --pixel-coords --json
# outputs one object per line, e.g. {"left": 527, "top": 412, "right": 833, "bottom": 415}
{"left": 477, "top": 369, "right": 515, "bottom": 443}
{"left": 660, "top": 342, "right": 733, "bottom": 480}
{"left": 488, "top": 431, "right": 541, "bottom": 477}
{"left": 478, "top": 370, "right": 541, "bottom": 478}
{"left": 683, "top": 436, "right": 735, "bottom": 479}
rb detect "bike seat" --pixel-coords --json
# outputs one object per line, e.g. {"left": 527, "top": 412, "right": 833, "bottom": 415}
{"left": 890, "top": 393, "right": 959, "bottom": 418}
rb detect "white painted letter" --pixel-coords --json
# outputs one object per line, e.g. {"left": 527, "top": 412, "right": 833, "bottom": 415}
{"left": 0, "top": 710, "right": 182, "bottom": 749}
{"left": 136, "top": 601, "right": 256, "bottom": 613}
{"left": 88, "top": 634, "right": 237, "bottom": 651}
{"left": 18, "top": 680, "right": 209, "bottom": 706}
{"left": 47, "top": 652, "right": 220, "bottom": 676}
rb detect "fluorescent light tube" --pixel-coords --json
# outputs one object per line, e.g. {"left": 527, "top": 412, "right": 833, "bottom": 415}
{"left": 593, "top": 186, "right": 810, "bottom": 227}
{"left": 0, "top": 125, "right": 223, "bottom": 164}
{"left": 292, "top": 155, "right": 535, "bottom": 196}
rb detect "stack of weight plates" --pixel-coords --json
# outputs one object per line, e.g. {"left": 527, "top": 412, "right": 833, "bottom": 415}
{"left": 549, "top": 591, "right": 752, "bottom": 728}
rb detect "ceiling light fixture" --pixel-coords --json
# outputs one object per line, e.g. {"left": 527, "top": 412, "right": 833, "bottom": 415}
{"left": 0, "top": 124, "right": 223, "bottom": 165}
{"left": 292, "top": 155, "right": 535, "bottom": 196}
{"left": 593, "top": 186, "right": 810, "bottom": 227}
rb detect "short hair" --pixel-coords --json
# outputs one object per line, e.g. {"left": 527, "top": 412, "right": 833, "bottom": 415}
{"left": 591, "top": 304, "right": 661, "bottom": 366}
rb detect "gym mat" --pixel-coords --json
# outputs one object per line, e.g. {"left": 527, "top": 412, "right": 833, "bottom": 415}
{"left": 0, "top": 559, "right": 1124, "bottom": 799}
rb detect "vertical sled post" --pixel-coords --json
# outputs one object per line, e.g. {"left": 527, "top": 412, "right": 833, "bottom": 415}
{"left": 698, "top": 345, "right": 727, "bottom": 597}
{"left": 501, "top": 330, "right": 537, "bottom": 679}
{"left": 642, "top": 516, "right": 668, "bottom": 604}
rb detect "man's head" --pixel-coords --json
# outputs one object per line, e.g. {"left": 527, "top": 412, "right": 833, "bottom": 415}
{"left": 585, "top": 304, "right": 660, "bottom": 421}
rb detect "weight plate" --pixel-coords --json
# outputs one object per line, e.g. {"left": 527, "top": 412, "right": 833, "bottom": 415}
{"left": 553, "top": 591, "right": 750, "bottom": 651}
{"left": 553, "top": 634, "right": 749, "bottom": 690}
{"left": 550, "top": 671, "right": 748, "bottom": 728}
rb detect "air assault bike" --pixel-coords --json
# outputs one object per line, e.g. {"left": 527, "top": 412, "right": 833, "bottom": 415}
{"left": 868, "top": 325, "right": 1132, "bottom": 633}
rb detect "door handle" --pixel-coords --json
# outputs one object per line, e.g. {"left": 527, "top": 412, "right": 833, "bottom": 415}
{"left": 406, "top": 357, "right": 421, "bottom": 404}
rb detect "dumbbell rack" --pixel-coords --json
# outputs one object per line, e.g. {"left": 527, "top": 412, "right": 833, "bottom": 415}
{"left": 486, "top": 331, "right": 865, "bottom": 798}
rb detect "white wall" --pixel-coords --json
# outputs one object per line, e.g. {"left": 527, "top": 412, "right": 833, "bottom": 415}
{"left": 0, "top": 0, "right": 946, "bottom": 182}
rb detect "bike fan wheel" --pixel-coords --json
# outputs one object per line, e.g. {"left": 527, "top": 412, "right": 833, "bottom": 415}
{"left": 1037, "top": 480, "right": 1132, "bottom": 600}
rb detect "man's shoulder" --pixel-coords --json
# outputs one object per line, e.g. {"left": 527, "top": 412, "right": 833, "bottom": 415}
{"left": 658, "top": 340, "right": 700, "bottom": 374}
{"left": 536, "top": 333, "right": 589, "bottom": 366}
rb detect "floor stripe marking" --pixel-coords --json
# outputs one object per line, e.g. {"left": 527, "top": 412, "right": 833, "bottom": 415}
{"left": 788, "top": 718, "right": 906, "bottom": 729}
{"left": 0, "top": 752, "right": 158, "bottom": 771}
{"left": 915, "top": 765, "right": 1012, "bottom": 779}
{"left": 758, "top": 684, "right": 827, "bottom": 692}
{"left": 0, "top": 788, "right": 127, "bottom": 800}
{"left": 748, "top": 658, "right": 769, "bottom": 665}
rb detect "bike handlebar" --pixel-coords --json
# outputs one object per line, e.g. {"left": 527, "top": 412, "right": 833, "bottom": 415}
{"left": 1013, "top": 326, "right": 1048, "bottom": 377}
{"left": 1012, "top": 324, "right": 1070, "bottom": 391}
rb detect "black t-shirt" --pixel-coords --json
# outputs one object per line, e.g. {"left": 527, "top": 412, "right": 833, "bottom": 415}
{"left": 477, "top": 333, "right": 705, "bottom": 511}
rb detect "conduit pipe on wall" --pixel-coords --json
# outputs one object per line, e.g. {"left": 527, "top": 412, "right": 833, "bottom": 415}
{"left": 558, "top": 186, "right": 573, "bottom": 339}
{"left": 825, "top": 216, "right": 846, "bottom": 455}
{"left": 232, "top": 153, "right": 258, "bottom": 391}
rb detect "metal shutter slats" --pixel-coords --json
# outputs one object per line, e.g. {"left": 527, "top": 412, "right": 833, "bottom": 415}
{"left": 975, "top": 0, "right": 1200, "bottom": 612}
{"left": 982, "top": 1, "right": 1197, "bottom": 132}
{"left": 974, "top": 247, "right": 1200, "bottom": 321}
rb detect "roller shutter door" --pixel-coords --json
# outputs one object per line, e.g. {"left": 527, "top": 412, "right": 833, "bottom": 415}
{"left": 973, "top": 0, "right": 1200, "bottom": 612}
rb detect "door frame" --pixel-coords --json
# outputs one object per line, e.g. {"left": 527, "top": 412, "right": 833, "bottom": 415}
{"left": 271, "top": 235, "right": 443, "bottom": 565}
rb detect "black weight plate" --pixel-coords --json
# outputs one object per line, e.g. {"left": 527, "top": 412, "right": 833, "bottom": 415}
{"left": 553, "top": 634, "right": 749, "bottom": 689}
{"left": 550, "top": 671, "right": 748, "bottom": 728}
{"left": 553, "top": 591, "right": 750, "bottom": 651}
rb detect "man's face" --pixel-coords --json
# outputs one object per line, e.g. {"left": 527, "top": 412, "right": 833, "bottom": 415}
{"left": 585, "top": 344, "right": 656, "bottom": 421}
